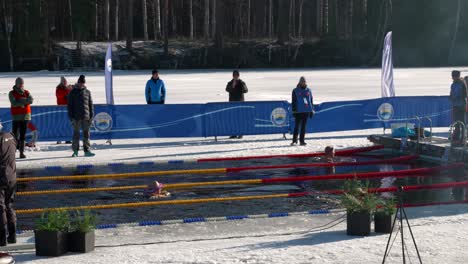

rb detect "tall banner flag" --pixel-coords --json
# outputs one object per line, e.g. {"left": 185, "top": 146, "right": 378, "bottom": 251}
{"left": 105, "top": 43, "right": 114, "bottom": 105}
{"left": 381, "top": 31, "right": 395, "bottom": 97}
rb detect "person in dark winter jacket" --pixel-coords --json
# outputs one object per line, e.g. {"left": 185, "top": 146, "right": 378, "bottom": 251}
{"left": 8, "top": 77, "right": 33, "bottom": 159}
{"left": 0, "top": 123, "right": 17, "bottom": 247}
{"left": 226, "top": 70, "right": 248, "bottom": 102}
{"left": 291, "top": 76, "right": 314, "bottom": 146}
{"left": 67, "top": 75, "right": 95, "bottom": 157}
{"left": 450, "top": 71, "right": 467, "bottom": 143}
{"left": 145, "top": 69, "right": 166, "bottom": 104}
{"left": 226, "top": 70, "right": 248, "bottom": 139}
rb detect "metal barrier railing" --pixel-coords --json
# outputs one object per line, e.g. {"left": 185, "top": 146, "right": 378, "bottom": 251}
{"left": 449, "top": 121, "right": 467, "bottom": 161}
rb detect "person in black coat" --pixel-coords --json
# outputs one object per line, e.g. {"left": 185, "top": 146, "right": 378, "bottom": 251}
{"left": 226, "top": 70, "right": 248, "bottom": 139}
{"left": 0, "top": 123, "right": 17, "bottom": 247}
{"left": 67, "top": 75, "right": 95, "bottom": 157}
{"left": 226, "top": 70, "right": 248, "bottom": 102}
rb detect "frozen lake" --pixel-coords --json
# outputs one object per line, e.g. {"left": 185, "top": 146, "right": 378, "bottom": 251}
{"left": 0, "top": 67, "right": 459, "bottom": 106}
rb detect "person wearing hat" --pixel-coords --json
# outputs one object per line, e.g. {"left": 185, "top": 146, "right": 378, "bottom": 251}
{"left": 291, "top": 76, "right": 314, "bottom": 146}
{"left": 67, "top": 75, "right": 95, "bottom": 157}
{"left": 450, "top": 70, "right": 467, "bottom": 144}
{"left": 226, "top": 70, "right": 248, "bottom": 139}
{"left": 56, "top": 76, "right": 72, "bottom": 144}
{"left": 8, "top": 77, "right": 33, "bottom": 159}
{"left": 145, "top": 69, "right": 166, "bottom": 104}
{"left": 0, "top": 122, "right": 18, "bottom": 248}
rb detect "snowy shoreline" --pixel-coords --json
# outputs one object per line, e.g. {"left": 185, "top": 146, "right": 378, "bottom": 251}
{"left": 14, "top": 204, "right": 468, "bottom": 264}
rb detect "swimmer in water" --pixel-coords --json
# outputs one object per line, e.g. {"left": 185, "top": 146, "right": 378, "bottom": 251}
{"left": 324, "top": 146, "right": 335, "bottom": 163}
{"left": 145, "top": 181, "right": 171, "bottom": 199}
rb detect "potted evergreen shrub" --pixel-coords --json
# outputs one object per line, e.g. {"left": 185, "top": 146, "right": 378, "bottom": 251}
{"left": 341, "top": 180, "right": 377, "bottom": 236}
{"left": 34, "top": 210, "right": 70, "bottom": 257}
{"left": 375, "top": 198, "right": 396, "bottom": 234}
{"left": 68, "top": 210, "right": 97, "bottom": 253}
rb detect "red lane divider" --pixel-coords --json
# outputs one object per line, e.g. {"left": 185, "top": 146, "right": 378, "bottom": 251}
{"left": 226, "top": 155, "right": 418, "bottom": 173}
{"left": 287, "top": 179, "right": 468, "bottom": 198}
{"left": 197, "top": 145, "right": 385, "bottom": 162}
{"left": 262, "top": 163, "right": 463, "bottom": 184}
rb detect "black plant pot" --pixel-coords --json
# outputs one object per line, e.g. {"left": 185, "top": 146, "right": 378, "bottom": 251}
{"left": 68, "top": 231, "right": 95, "bottom": 253}
{"left": 374, "top": 213, "right": 394, "bottom": 234}
{"left": 35, "top": 230, "right": 68, "bottom": 257}
{"left": 346, "top": 211, "right": 371, "bottom": 236}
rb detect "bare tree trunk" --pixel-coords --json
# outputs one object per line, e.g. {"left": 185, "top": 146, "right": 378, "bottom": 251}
{"left": 40, "top": 0, "right": 49, "bottom": 55}
{"left": 2, "top": 0, "right": 13, "bottom": 71}
{"left": 115, "top": 0, "right": 120, "bottom": 40}
{"left": 95, "top": 1, "right": 99, "bottom": 39}
{"left": 316, "top": 0, "right": 323, "bottom": 34}
{"left": 347, "top": 0, "right": 354, "bottom": 39}
{"left": 298, "top": 0, "right": 304, "bottom": 38}
{"left": 154, "top": 0, "right": 161, "bottom": 39}
{"left": 68, "top": 0, "right": 74, "bottom": 40}
{"left": 268, "top": 0, "right": 273, "bottom": 39}
{"left": 215, "top": 0, "right": 224, "bottom": 48}
{"left": 127, "top": 0, "right": 133, "bottom": 50}
{"left": 204, "top": 0, "right": 209, "bottom": 39}
{"left": 171, "top": 1, "right": 176, "bottom": 34}
{"left": 163, "top": 0, "right": 169, "bottom": 55}
{"left": 211, "top": 0, "right": 216, "bottom": 38}
{"left": 323, "top": 0, "right": 329, "bottom": 35}
{"left": 247, "top": 0, "right": 251, "bottom": 37}
{"left": 142, "top": 0, "right": 148, "bottom": 40}
{"left": 104, "top": 0, "right": 110, "bottom": 40}
{"left": 189, "top": 0, "right": 194, "bottom": 39}
{"left": 289, "top": 0, "right": 295, "bottom": 38}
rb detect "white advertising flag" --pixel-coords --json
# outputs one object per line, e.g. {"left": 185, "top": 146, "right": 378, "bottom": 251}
{"left": 381, "top": 31, "right": 396, "bottom": 97}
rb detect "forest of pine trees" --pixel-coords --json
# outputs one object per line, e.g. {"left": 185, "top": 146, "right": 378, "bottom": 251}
{"left": 0, "top": 0, "right": 466, "bottom": 71}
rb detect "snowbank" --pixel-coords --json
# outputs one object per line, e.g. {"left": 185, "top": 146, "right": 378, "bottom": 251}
{"left": 15, "top": 204, "right": 468, "bottom": 264}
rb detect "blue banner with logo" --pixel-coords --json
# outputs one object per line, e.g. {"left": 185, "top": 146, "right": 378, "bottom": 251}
{"left": 300, "top": 96, "right": 451, "bottom": 133}
{"left": 0, "top": 96, "right": 451, "bottom": 141}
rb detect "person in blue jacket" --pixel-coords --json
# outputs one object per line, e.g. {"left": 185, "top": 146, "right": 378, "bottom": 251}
{"left": 291, "top": 76, "right": 314, "bottom": 146}
{"left": 450, "top": 70, "right": 467, "bottom": 143}
{"left": 145, "top": 69, "right": 166, "bottom": 104}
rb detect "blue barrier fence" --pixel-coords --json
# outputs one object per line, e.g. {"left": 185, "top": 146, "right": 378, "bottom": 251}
{"left": 0, "top": 96, "right": 451, "bottom": 141}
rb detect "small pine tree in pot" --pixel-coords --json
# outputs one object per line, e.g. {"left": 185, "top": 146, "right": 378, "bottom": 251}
{"left": 34, "top": 210, "right": 70, "bottom": 257}
{"left": 375, "top": 198, "right": 397, "bottom": 234}
{"left": 341, "top": 180, "right": 377, "bottom": 236}
{"left": 68, "top": 210, "right": 97, "bottom": 253}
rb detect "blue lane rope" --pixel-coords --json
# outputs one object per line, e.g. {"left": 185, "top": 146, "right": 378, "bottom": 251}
{"left": 16, "top": 209, "right": 340, "bottom": 235}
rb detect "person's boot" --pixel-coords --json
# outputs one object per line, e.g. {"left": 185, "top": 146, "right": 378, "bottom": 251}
{"left": 300, "top": 142, "right": 307, "bottom": 146}
{"left": 84, "top": 151, "right": 95, "bottom": 157}
{"left": 19, "top": 141, "right": 26, "bottom": 159}
{"left": 72, "top": 151, "right": 79, "bottom": 157}
{"left": 7, "top": 223, "right": 16, "bottom": 244}
{"left": 0, "top": 226, "right": 6, "bottom": 247}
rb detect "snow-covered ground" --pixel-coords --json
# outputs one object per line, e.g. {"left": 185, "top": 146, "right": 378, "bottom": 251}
{"left": 0, "top": 67, "right": 458, "bottom": 105}
{"left": 0, "top": 67, "right": 455, "bottom": 169}
{"left": 14, "top": 204, "right": 468, "bottom": 264}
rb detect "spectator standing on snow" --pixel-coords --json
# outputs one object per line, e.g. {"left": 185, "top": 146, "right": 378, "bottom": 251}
{"left": 0, "top": 122, "right": 17, "bottom": 247}
{"left": 226, "top": 70, "right": 248, "bottom": 139}
{"left": 56, "top": 76, "right": 72, "bottom": 144}
{"left": 56, "top": 76, "right": 72, "bottom": 105}
{"left": 291, "top": 76, "right": 314, "bottom": 146}
{"left": 68, "top": 75, "right": 95, "bottom": 157}
{"left": 145, "top": 69, "right": 166, "bottom": 104}
{"left": 450, "top": 70, "right": 467, "bottom": 144}
{"left": 9, "top": 77, "right": 33, "bottom": 159}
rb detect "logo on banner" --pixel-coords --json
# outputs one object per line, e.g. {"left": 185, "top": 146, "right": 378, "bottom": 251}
{"left": 271, "top": 107, "right": 287, "bottom": 127}
{"left": 93, "top": 112, "right": 113, "bottom": 132}
{"left": 377, "top": 103, "right": 394, "bottom": 121}
{"left": 106, "top": 58, "right": 112, "bottom": 72}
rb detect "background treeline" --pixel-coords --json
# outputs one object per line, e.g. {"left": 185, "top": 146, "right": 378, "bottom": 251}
{"left": 0, "top": 0, "right": 465, "bottom": 71}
